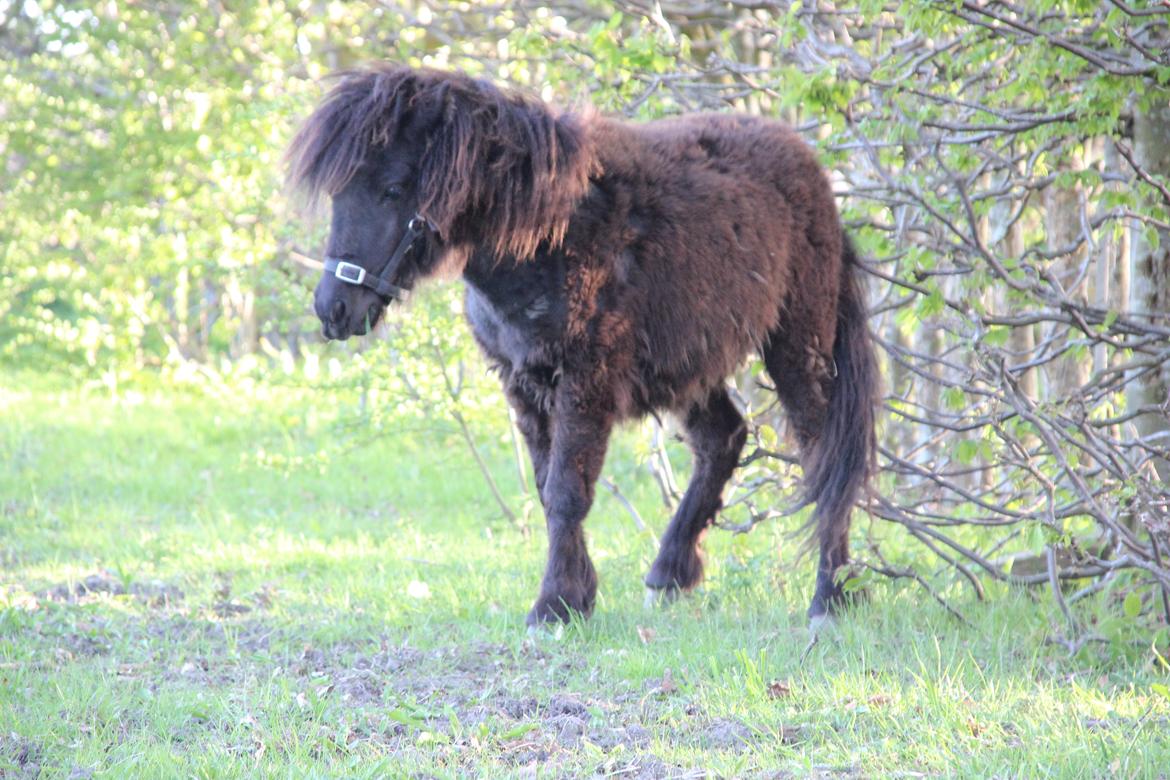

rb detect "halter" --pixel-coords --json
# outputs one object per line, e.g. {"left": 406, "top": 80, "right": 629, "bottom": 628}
{"left": 323, "top": 213, "right": 428, "bottom": 301}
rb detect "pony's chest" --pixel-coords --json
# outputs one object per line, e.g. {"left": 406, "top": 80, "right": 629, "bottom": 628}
{"left": 463, "top": 256, "right": 568, "bottom": 380}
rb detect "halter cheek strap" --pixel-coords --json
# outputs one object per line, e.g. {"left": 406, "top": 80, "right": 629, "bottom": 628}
{"left": 323, "top": 213, "right": 428, "bottom": 301}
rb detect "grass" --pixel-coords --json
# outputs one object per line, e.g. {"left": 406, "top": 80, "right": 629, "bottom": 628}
{"left": 1, "top": 367, "right": 1168, "bottom": 778}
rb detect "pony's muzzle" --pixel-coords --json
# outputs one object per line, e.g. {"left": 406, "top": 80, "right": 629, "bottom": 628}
{"left": 315, "top": 293, "right": 348, "bottom": 338}
{"left": 314, "top": 285, "right": 350, "bottom": 340}
{"left": 329, "top": 298, "right": 348, "bottom": 324}
{"left": 315, "top": 290, "right": 384, "bottom": 340}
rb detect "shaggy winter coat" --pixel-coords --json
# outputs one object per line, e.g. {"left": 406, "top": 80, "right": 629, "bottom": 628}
{"left": 287, "top": 66, "right": 877, "bottom": 626}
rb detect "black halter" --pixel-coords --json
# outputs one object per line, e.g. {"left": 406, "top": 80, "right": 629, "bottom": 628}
{"left": 323, "top": 213, "right": 428, "bottom": 301}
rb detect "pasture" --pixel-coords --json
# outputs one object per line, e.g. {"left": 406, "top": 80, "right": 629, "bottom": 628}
{"left": 2, "top": 370, "right": 1167, "bottom": 778}
{"left": 4, "top": 1, "right": 1169, "bottom": 777}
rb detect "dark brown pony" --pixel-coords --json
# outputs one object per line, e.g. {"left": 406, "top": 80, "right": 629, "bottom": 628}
{"left": 287, "top": 65, "right": 877, "bottom": 628}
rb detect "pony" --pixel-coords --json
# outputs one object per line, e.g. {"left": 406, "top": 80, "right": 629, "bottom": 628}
{"left": 286, "top": 65, "right": 878, "bottom": 629}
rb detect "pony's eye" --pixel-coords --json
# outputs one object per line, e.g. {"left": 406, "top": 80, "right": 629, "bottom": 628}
{"left": 382, "top": 185, "right": 404, "bottom": 202}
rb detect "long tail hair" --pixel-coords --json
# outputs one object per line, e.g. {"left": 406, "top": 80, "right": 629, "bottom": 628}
{"left": 801, "top": 235, "right": 878, "bottom": 552}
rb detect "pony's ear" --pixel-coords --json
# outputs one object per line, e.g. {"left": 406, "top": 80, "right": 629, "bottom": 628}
{"left": 415, "top": 80, "right": 597, "bottom": 261}
{"left": 399, "top": 82, "right": 447, "bottom": 142}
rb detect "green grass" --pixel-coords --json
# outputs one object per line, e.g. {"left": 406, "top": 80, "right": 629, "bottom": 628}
{"left": 2, "top": 368, "right": 1168, "bottom": 778}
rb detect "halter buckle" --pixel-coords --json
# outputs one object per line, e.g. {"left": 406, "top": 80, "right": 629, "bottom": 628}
{"left": 333, "top": 261, "right": 366, "bottom": 285}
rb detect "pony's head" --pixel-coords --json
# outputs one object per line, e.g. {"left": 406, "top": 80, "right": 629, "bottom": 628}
{"left": 285, "top": 65, "right": 597, "bottom": 340}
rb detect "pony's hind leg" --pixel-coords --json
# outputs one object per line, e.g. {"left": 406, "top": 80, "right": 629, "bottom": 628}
{"left": 760, "top": 330, "right": 849, "bottom": 619}
{"left": 760, "top": 329, "right": 832, "bottom": 456}
{"left": 645, "top": 388, "right": 747, "bottom": 599}
{"left": 809, "top": 531, "right": 850, "bottom": 622}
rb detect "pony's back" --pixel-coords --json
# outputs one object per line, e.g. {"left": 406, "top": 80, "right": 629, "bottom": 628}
{"left": 574, "top": 113, "right": 843, "bottom": 417}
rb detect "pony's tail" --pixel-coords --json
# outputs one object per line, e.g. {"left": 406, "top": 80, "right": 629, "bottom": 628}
{"left": 801, "top": 236, "right": 878, "bottom": 556}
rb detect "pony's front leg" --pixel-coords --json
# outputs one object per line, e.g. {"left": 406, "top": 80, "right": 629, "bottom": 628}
{"left": 505, "top": 384, "right": 551, "bottom": 499}
{"left": 527, "top": 396, "right": 614, "bottom": 626}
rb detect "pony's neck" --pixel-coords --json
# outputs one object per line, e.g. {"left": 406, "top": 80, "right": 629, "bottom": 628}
{"left": 450, "top": 108, "right": 600, "bottom": 262}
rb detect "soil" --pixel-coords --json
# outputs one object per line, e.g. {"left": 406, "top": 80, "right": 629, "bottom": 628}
{"left": 13, "top": 571, "right": 816, "bottom": 776}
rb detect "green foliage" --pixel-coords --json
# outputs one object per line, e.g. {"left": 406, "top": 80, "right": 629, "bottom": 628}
{"left": 1, "top": 1, "right": 314, "bottom": 367}
{"left": 2, "top": 0, "right": 1167, "bottom": 629}
{"left": 0, "top": 0, "right": 690, "bottom": 371}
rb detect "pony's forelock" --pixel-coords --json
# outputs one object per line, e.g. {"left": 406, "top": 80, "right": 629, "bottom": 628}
{"left": 285, "top": 65, "right": 598, "bottom": 261}
{"left": 284, "top": 67, "right": 414, "bottom": 208}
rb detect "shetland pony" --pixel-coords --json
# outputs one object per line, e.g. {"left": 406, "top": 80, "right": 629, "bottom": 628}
{"left": 286, "top": 66, "right": 877, "bottom": 627}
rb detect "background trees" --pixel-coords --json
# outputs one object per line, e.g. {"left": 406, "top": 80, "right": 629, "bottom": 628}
{"left": 2, "top": 0, "right": 1167, "bottom": 630}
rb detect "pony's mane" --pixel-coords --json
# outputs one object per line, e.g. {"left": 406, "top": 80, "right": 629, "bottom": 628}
{"left": 286, "top": 65, "right": 598, "bottom": 261}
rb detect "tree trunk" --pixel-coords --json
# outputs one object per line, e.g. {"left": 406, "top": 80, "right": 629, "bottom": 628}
{"left": 1099, "top": 141, "right": 1128, "bottom": 375}
{"left": 1128, "top": 92, "right": 1170, "bottom": 481}
{"left": 1042, "top": 151, "right": 1090, "bottom": 399}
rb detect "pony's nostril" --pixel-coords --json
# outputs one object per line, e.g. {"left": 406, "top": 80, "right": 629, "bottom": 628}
{"left": 330, "top": 298, "right": 347, "bottom": 324}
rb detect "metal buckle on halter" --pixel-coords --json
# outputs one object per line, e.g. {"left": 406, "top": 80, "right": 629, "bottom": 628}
{"left": 333, "top": 261, "right": 366, "bottom": 285}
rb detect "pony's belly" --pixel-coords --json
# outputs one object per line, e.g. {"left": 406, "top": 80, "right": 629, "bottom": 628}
{"left": 630, "top": 337, "right": 755, "bottom": 415}
{"left": 621, "top": 286, "right": 770, "bottom": 415}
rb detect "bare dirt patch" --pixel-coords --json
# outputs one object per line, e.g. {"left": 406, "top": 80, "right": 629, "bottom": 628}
{"left": 40, "top": 571, "right": 184, "bottom": 608}
{"left": 259, "top": 632, "right": 722, "bottom": 769}
{"left": 703, "top": 717, "right": 756, "bottom": 751}
{"left": 9, "top": 591, "right": 799, "bottom": 774}
{"left": 0, "top": 733, "right": 41, "bottom": 780}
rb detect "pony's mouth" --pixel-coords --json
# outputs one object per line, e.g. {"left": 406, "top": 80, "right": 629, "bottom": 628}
{"left": 321, "top": 302, "right": 385, "bottom": 340}
{"left": 357, "top": 301, "right": 384, "bottom": 334}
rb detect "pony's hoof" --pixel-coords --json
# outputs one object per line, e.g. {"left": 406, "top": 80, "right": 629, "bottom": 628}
{"left": 526, "top": 622, "right": 564, "bottom": 641}
{"left": 807, "top": 612, "right": 838, "bottom": 638}
{"left": 643, "top": 586, "right": 682, "bottom": 609}
{"left": 526, "top": 589, "right": 594, "bottom": 628}
{"left": 800, "top": 613, "right": 839, "bottom": 663}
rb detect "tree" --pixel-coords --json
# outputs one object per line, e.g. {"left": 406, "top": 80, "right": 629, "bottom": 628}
{"left": 1128, "top": 89, "right": 1170, "bottom": 483}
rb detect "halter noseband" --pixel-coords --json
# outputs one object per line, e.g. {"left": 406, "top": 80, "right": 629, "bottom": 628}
{"left": 323, "top": 213, "right": 428, "bottom": 301}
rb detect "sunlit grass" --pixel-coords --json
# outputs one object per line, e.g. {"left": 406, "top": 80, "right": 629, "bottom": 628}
{"left": 2, "top": 370, "right": 1168, "bottom": 777}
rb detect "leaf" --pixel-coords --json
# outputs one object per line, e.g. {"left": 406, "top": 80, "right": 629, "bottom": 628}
{"left": 983, "top": 326, "right": 1011, "bottom": 348}
{"left": 766, "top": 680, "right": 792, "bottom": 699}
{"left": 1144, "top": 224, "right": 1161, "bottom": 253}
{"left": 955, "top": 439, "right": 980, "bottom": 465}
{"left": 841, "top": 574, "right": 868, "bottom": 593}
{"left": 388, "top": 708, "right": 425, "bottom": 730}
{"left": 942, "top": 386, "right": 967, "bottom": 411}
{"left": 499, "top": 722, "right": 538, "bottom": 741}
{"left": 895, "top": 303, "right": 920, "bottom": 332}
{"left": 758, "top": 424, "right": 778, "bottom": 449}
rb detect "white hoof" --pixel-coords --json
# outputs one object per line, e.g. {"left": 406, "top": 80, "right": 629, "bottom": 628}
{"left": 643, "top": 586, "right": 681, "bottom": 609}
{"left": 808, "top": 612, "right": 837, "bottom": 637}
{"left": 526, "top": 622, "right": 564, "bottom": 641}
{"left": 801, "top": 613, "right": 838, "bottom": 663}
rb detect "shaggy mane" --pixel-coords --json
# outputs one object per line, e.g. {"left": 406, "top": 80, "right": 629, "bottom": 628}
{"left": 286, "top": 65, "right": 598, "bottom": 261}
